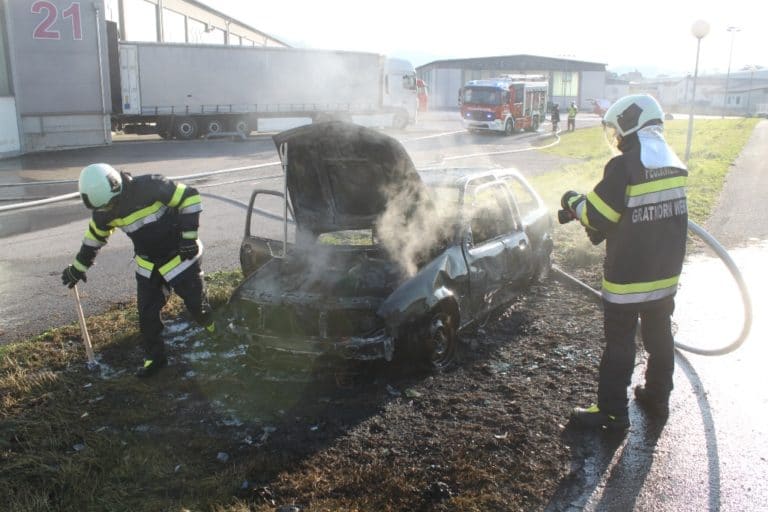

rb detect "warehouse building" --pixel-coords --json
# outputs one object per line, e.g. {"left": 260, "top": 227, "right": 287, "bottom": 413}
{"left": 0, "top": 0, "right": 287, "bottom": 157}
{"left": 417, "top": 55, "right": 607, "bottom": 111}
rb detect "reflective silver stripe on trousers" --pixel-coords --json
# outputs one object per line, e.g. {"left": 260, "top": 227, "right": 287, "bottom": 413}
{"left": 134, "top": 240, "right": 203, "bottom": 281}
{"left": 626, "top": 187, "right": 686, "bottom": 208}
{"left": 180, "top": 203, "right": 202, "bottom": 214}
{"left": 82, "top": 238, "right": 106, "bottom": 248}
{"left": 602, "top": 285, "right": 677, "bottom": 304}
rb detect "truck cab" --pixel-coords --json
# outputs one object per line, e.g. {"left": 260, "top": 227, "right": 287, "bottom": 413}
{"left": 383, "top": 58, "right": 419, "bottom": 128}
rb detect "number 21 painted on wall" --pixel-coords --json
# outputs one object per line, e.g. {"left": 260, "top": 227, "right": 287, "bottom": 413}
{"left": 32, "top": 1, "right": 83, "bottom": 40}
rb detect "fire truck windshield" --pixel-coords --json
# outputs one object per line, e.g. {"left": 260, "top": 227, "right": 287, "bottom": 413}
{"left": 463, "top": 87, "right": 503, "bottom": 105}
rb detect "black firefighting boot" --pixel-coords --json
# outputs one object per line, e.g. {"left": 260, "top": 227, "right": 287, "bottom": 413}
{"left": 634, "top": 385, "right": 670, "bottom": 418}
{"left": 136, "top": 354, "right": 168, "bottom": 378}
{"left": 571, "top": 404, "right": 629, "bottom": 431}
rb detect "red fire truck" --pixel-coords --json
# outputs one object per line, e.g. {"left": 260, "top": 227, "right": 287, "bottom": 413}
{"left": 460, "top": 75, "right": 548, "bottom": 135}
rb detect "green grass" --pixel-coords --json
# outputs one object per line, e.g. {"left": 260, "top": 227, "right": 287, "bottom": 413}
{"left": 1, "top": 271, "right": 243, "bottom": 512}
{"left": 531, "top": 118, "right": 759, "bottom": 270}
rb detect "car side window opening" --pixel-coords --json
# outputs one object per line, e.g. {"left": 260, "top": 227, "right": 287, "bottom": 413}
{"left": 468, "top": 184, "right": 516, "bottom": 245}
{"left": 502, "top": 175, "right": 541, "bottom": 220}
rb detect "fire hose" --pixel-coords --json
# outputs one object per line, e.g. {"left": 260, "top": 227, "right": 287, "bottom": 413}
{"left": 552, "top": 220, "right": 752, "bottom": 356}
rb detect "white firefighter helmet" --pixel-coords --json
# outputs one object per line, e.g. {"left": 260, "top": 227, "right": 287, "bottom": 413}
{"left": 602, "top": 94, "right": 664, "bottom": 138}
{"left": 78, "top": 163, "right": 122, "bottom": 209}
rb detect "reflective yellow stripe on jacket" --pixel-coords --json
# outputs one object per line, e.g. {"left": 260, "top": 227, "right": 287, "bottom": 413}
{"left": 625, "top": 176, "right": 687, "bottom": 207}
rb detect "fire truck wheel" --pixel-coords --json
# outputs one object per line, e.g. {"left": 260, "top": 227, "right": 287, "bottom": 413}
{"left": 504, "top": 119, "right": 515, "bottom": 136}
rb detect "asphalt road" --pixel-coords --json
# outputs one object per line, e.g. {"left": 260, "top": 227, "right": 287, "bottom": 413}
{"left": 2, "top": 113, "right": 764, "bottom": 511}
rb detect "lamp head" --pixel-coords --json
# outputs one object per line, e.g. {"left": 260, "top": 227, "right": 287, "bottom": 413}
{"left": 691, "top": 20, "right": 710, "bottom": 39}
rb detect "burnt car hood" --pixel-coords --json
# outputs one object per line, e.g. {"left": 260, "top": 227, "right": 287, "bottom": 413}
{"left": 273, "top": 121, "right": 428, "bottom": 233}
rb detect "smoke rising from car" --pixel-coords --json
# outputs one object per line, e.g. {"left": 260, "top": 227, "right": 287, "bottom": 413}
{"left": 375, "top": 179, "right": 451, "bottom": 277}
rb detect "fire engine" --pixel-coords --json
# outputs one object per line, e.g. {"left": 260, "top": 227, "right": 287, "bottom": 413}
{"left": 460, "top": 75, "right": 548, "bottom": 135}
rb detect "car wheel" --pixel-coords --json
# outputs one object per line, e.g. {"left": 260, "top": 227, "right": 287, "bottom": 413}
{"left": 534, "top": 250, "right": 552, "bottom": 282}
{"left": 424, "top": 310, "right": 458, "bottom": 371}
{"left": 504, "top": 119, "right": 515, "bottom": 136}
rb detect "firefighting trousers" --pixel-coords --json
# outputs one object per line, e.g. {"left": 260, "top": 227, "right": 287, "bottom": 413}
{"left": 597, "top": 298, "right": 676, "bottom": 415}
{"left": 136, "top": 260, "right": 212, "bottom": 360}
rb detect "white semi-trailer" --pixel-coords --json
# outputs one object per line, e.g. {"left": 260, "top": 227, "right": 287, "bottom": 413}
{"left": 109, "top": 37, "right": 419, "bottom": 139}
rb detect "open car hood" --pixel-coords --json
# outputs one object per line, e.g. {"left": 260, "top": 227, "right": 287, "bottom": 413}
{"left": 273, "top": 122, "right": 428, "bottom": 234}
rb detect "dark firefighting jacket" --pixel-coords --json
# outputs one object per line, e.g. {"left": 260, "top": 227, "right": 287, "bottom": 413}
{"left": 573, "top": 128, "right": 688, "bottom": 305}
{"left": 72, "top": 173, "right": 203, "bottom": 282}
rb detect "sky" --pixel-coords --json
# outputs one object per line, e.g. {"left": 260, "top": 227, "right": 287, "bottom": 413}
{"left": 201, "top": 0, "right": 767, "bottom": 78}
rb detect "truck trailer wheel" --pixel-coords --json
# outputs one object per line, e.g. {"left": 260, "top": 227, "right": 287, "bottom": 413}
{"left": 203, "top": 119, "right": 224, "bottom": 136}
{"left": 232, "top": 118, "right": 251, "bottom": 136}
{"left": 174, "top": 117, "right": 198, "bottom": 140}
{"left": 393, "top": 110, "right": 409, "bottom": 130}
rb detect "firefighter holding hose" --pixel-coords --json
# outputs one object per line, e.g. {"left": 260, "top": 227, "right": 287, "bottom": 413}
{"left": 559, "top": 94, "right": 688, "bottom": 430}
{"left": 60, "top": 163, "right": 217, "bottom": 378}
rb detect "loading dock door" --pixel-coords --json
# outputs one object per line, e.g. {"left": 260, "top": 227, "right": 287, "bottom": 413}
{"left": 119, "top": 44, "right": 141, "bottom": 115}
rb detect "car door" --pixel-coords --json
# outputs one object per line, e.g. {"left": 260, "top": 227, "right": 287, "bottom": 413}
{"left": 497, "top": 188, "right": 533, "bottom": 290}
{"left": 463, "top": 183, "right": 521, "bottom": 315}
{"left": 240, "top": 189, "right": 295, "bottom": 276}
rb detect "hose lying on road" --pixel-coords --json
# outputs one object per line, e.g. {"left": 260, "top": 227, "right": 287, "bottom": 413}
{"left": 553, "top": 220, "right": 752, "bottom": 356}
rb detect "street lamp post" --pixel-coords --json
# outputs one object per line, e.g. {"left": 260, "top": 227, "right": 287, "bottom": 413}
{"left": 685, "top": 20, "right": 710, "bottom": 164}
{"left": 723, "top": 26, "right": 741, "bottom": 118}
{"left": 746, "top": 65, "right": 756, "bottom": 116}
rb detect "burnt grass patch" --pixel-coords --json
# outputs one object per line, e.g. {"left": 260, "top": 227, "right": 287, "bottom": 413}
{"left": 1, "top": 270, "right": 608, "bottom": 511}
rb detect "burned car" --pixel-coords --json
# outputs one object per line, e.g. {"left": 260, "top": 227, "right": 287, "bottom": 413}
{"left": 229, "top": 122, "right": 553, "bottom": 369}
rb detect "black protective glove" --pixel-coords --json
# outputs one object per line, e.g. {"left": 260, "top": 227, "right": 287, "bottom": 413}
{"left": 558, "top": 190, "right": 584, "bottom": 224}
{"left": 61, "top": 265, "right": 87, "bottom": 288}
{"left": 585, "top": 227, "right": 606, "bottom": 245}
{"left": 178, "top": 239, "right": 199, "bottom": 261}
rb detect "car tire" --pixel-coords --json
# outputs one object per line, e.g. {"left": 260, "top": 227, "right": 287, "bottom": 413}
{"left": 424, "top": 309, "right": 458, "bottom": 371}
{"left": 533, "top": 250, "right": 552, "bottom": 282}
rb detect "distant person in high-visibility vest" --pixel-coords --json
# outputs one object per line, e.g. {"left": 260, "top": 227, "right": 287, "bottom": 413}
{"left": 567, "top": 101, "right": 578, "bottom": 132}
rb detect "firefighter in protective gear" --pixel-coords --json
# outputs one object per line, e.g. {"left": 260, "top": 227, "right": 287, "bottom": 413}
{"left": 551, "top": 104, "right": 561, "bottom": 133}
{"left": 567, "top": 101, "right": 578, "bottom": 132}
{"left": 560, "top": 94, "right": 687, "bottom": 429}
{"left": 61, "top": 163, "right": 217, "bottom": 378}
